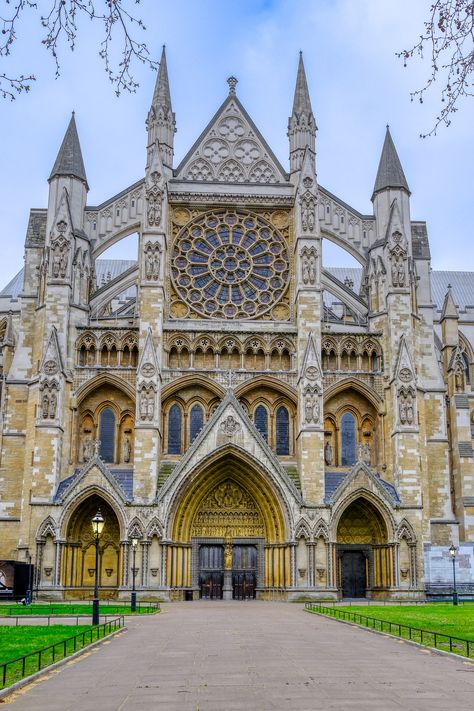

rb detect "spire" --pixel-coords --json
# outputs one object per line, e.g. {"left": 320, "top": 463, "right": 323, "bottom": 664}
{"left": 152, "top": 45, "right": 172, "bottom": 112}
{"left": 292, "top": 52, "right": 313, "bottom": 116}
{"left": 147, "top": 45, "right": 176, "bottom": 171}
{"left": 372, "top": 126, "right": 410, "bottom": 200}
{"left": 49, "top": 113, "right": 88, "bottom": 189}
{"left": 288, "top": 52, "right": 316, "bottom": 177}
{"left": 441, "top": 284, "right": 459, "bottom": 320}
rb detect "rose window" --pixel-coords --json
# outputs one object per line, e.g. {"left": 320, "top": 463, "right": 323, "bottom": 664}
{"left": 171, "top": 210, "right": 290, "bottom": 319}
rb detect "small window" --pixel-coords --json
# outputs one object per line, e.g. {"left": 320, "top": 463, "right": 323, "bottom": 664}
{"left": 99, "top": 408, "right": 115, "bottom": 463}
{"left": 189, "top": 404, "right": 204, "bottom": 444}
{"left": 254, "top": 405, "right": 268, "bottom": 442}
{"left": 276, "top": 406, "right": 290, "bottom": 455}
{"left": 168, "top": 404, "right": 182, "bottom": 454}
{"left": 341, "top": 411, "right": 356, "bottom": 466}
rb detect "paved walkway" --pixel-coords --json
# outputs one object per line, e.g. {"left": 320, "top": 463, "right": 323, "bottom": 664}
{"left": 4, "top": 601, "right": 474, "bottom": 710}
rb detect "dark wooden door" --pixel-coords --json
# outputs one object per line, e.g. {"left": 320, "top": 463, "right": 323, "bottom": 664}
{"left": 232, "top": 545, "right": 257, "bottom": 600}
{"left": 341, "top": 550, "right": 366, "bottom": 598}
{"left": 199, "top": 545, "right": 224, "bottom": 600}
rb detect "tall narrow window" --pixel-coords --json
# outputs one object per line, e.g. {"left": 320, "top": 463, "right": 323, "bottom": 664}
{"left": 341, "top": 411, "right": 356, "bottom": 466}
{"left": 189, "top": 404, "right": 204, "bottom": 444}
{"left": 254, "top": 405, "right": 268, "bottom": 442}
{"left": 276, "top": 406, "right": 290, "bottom": 455}
{"left": 99, "top": 408, "right": 115, "bottom": 463}
{"left": 168, "top": 404, "right": 182, "bottom": 454}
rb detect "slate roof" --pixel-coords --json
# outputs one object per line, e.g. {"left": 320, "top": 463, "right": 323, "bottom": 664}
{"left": 53, "top": 467, "right": 133, "bottom": 502}
{"left": 324, "top": 470, "right": 401, "bottom": 504}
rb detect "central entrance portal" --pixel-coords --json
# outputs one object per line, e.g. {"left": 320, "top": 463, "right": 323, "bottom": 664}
{"left": 199, "top": 544, "right": 257, "bottom": 600}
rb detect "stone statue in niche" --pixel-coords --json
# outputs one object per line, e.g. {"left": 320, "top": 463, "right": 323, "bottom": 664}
{"left": 147, "top": 392, "right": 155, "bottom": 420}
{"left": 49, "top": 392, "right": 57, "bottom": 420}
{"left": 391, "top": 254, "right": 406, "bottom": 287}
{"left": 324, "top": 440, "right": 333, "bottom": 466}
{"left": 455, "top": 367, "right": 465, "bottom": 392}
{"left": 301, "top": 247, "right": 317, "bottom": 286}
{"left": 301, "top": 194, "right": 315, "bottom": 232}
{"left": 41, "top": 393, "right": 50, "bottom": 420}
{"left": 139, "top": 388, "right": 149, "bottom": 421}
{"left": 304, "top": 387, "right": 320, "bottom": 424}
{"left": 144, "top": 242, "right": 161, "bottom": 280}
{"left": 122, "top": 436, "right": 131, "bottom": 463}
{"left": 362, "top": 443, "right": 371, "bottom": 465}
{"left": 51, "top": 239, "right": 69, "bottom": 279}
{"left": 83, "top": 436, "right": 94, "bottom": 461}
{"left": 399, "top": 390, "right": 415, "bottom": 426}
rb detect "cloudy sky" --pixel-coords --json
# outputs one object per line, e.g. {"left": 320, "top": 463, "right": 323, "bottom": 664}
{"left": 0, "top": 0, "right": 472, "bottom": 287}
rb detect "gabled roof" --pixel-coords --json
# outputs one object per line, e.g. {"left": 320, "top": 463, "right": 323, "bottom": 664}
{"left": 175, "top": 88, "right": 289, "bottom": 184}
{"left": 372, "top": 127, "right": 409, "bottom": 199}
{"left": 49, "top": 114, "right": 88, "bottom": 189}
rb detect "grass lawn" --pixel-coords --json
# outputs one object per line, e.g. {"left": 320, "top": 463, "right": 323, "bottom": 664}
{"left": 0, "top": 603, "right": 158, "bottom": 616}
{"left": 0, "top": 622, "right": 123, "bottom": 689}
{"left": 308, "top": 604, "right": 474, "bottom": 658}
{"left": 337, "top": 604, "right": 474, "bottom": 641}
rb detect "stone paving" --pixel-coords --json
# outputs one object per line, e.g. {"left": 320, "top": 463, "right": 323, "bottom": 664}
{"left": 4, "top": 601, "right": 474, "bottom": 710}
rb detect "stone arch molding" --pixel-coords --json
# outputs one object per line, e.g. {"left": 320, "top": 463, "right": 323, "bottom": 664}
{"left": 158, "top": 391, "right": 301, "bottom": 540}
{"left": 58, "top": 483, "right": 129, "bottom": 541}
{"left": 293, "top": 516, "right": 329, "bottom": 543}
{"left": 36, "top": 515, "right": 59, "bottom": 541}
{"left": 396, "top": 518, "right": 417, "bottom": 543}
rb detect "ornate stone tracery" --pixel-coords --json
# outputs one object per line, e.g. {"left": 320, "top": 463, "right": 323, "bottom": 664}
{"left": 170, "top": 209, "right": 290, "bottom": 320}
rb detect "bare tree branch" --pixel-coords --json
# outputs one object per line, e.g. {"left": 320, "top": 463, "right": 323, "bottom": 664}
{"left": 397, "top": 0, "right": 474, "bottom": 137}
{"left": 0, "top": 1, "right": 158, "bottom": 100}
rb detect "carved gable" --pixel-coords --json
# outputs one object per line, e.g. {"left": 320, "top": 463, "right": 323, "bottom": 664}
{"left": 175, "top": 94, "right": 288, "bottom": 184}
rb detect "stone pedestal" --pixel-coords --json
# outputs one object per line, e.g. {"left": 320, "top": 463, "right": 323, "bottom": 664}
{"left": 223, "top": 570, "right": 233, "bottom": 600}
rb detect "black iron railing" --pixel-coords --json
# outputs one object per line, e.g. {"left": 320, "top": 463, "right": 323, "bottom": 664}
{"left": 0, "top": 616, "right": 125, "bottom": 690}
{"left": 305, "top": 603, "right": 474, "bottom": 659}
{"left": 0, "top": 601, "right": 159, "bottom": 617}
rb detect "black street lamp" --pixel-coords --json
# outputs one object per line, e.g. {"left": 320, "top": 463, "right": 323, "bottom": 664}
{"left": 25, "top": 551, "right": 33, "bottom": 605}
{"left": 449, "top": 544, "right": 458, "bottom": 606}
{"left": 92, "top": 509, "right": 105, "bottom": 625}
{"left": 131, "top": 536, "right": 139, "bottom": 612}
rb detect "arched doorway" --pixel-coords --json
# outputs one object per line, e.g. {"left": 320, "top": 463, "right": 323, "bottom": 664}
{"left": 167, "top": 451, "right": 290, "bottom": 600}
{"left": 336, "top": 497, "right": 393, "bottom": 598}
{"left": 62, "top": 495, "right": 122, "bottom": 599}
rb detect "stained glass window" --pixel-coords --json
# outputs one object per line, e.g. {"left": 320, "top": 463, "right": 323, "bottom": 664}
{"left": 168, "top": 404, "right": 182, "bottom": 454}
{"left": 171, "top": 210, "right": 289, "bottom": 320}
{"left": 341, "top": 412, "right": 356, "bottom": 466}
{"left": 276, "top": 406, "right": 290, "bottom": 455}
{"left": 254, "top": 405, "right": 268, "bottom": 442}
{"left": 99, "top": 408, "right": 115, "bottom": 463}
{"left": 190, "top": 404, "right": 204, "bottom": 444}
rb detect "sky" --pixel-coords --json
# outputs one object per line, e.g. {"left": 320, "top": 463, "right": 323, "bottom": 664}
{"left": 0, "top": 0, "right": 473, "bottom": 288}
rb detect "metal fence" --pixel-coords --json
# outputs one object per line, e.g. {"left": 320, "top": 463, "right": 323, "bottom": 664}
{"left": 0, "top": 616, "right": 125, "bottom": 690}
{"left": 305, "top": 603, "right": 474, "bottom": 659}
{"left": 0, "top": 601, "right": 160, "bottom": 617}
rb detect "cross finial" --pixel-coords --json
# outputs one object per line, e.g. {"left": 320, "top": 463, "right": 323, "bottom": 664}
{"left": 227, "top": 369, "right": 234, "bottom": 390}
{"left": 227, "top": 76, "right": 238, "bottom": 95}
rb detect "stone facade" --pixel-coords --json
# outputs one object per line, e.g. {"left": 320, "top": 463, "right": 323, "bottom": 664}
{"left": 1, "top": 50, "right": 473, "bottom": 601}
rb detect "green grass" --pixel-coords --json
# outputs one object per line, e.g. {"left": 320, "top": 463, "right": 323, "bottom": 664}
{"left": 0, "top": 623, "right": 122, "bottom": 689}
{"left": 0, "top": 603, "right": 158, "bottom": 616}
{"left": 307, "top": 604, "right": 474, "bottom": 658}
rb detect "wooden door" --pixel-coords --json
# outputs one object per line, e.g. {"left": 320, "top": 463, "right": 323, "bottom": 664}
{"left": 341, "top": 550, "right": 366, "bottom": 598}
{"left": 232, "top": 545, "right": 257, "bottom": 600}
{"left": 199, "top": 545, "right": 224, "bottom": 600}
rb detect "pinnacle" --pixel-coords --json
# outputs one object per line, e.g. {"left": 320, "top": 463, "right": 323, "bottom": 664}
{"left": 49, "top": 113, "right": 88, "bottom": 188}
{"left": 372, "top": 126, "right": 410, "bottom": 199}
{"left": 152, "top": 45, "right": 172, "bottom": 111}
{"left": 441, "top": 284, "right": 459, "bottom": 320}
{"left": 292, "top": 52, "right": 313, "bottom": 116}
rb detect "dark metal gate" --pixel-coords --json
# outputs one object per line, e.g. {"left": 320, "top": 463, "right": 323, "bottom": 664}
{"left": 341, "top": 550, "right": 367, "bottom": 598}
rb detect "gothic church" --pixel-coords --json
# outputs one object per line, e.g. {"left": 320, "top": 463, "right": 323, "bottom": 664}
{"left": 1, "top": 50, "right": 474, "bottom": 601}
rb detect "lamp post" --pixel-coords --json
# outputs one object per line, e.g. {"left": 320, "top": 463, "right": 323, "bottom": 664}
{"left": 25, "top": 551, "right": 32, "bottom": 605}
{"left": 92, "top": 509, "right": 105, "bottom": 625}
{"left": 449, "top": 544, "right": 458, "bottom": 606}
{"left": 131, "top": 536, "right": 139, "bottom": 612}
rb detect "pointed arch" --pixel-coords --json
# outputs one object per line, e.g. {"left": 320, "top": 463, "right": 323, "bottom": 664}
{"left": 295, "top": 518, "right": 312, "bottom": 541}
{"left": 36, "top": 515, "right": 58, "bottom": 541}
{"left": 58, "top": 483, "right": 128, "bottom": 540}
{"left": 146, "top": 517, "right": 164, "bottom": 540}
{"left": 75, "top": 372, "right": 136, "bottom": 404}
{"left": 313, "top": 518, "right": 329, "bottom": 542}
{"left": 396, "top": 518, "right": 417, "bottom": 543}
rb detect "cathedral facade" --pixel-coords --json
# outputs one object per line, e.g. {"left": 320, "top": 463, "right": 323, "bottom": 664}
{"left": 1, "top": 51, "right": 473, "bottom": 601}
